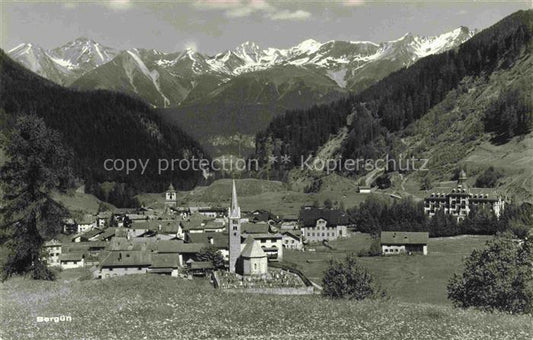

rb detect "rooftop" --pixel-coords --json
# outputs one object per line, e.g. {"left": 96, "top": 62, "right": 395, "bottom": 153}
{"left": 151, "top": 253, "right": 180, "bottom": 268}
{"left": 240, "top": 236, "right": 267, "bottom": 258}
{"left": 241, "top": 223, "right": 270, "bottom": 234}
{"left": 299, "top": 207, "right": 350, "bottom": 227}
{"left": 380, "top": 231, "right": 429, "bottom": 245}
{"left": 100, "top": 251, "right": 152, "bottom": 268}
{"left": 59, "top": 252, "right": 85, "bottom": 261}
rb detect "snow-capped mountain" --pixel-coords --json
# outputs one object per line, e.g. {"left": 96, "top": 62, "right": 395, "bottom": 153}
{"left": 203, "top": 26, "right": 474, "bottom": 77}
{"left": 8, "top": 38, "right": 117, "bottom": 85}
{"left": 8, "top": 26, "right": 475, "bottom": 107}
{"left": 5, "top": 26, "right": 476, "bottom": 158}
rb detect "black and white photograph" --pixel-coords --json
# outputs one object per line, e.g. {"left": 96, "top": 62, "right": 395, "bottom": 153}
{"left": 0, "top": 0, "right": 532, "bottom": 339}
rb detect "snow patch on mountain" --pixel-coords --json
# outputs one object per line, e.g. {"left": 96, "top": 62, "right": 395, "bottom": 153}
{"left": 127, "top": 50, "right": 170, "bottom": 107}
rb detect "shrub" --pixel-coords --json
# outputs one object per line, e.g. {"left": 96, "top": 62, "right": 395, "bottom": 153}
{"left": 447, "top": 237, "right": 533, "bottom": 314}
{"left": 475, "top": 166, "right": 503, "bottom": 188}
{"left": 322, "top": 254, "right": 385, "bottom": 300}
{"left": 196, "top": 245, "right": 225, "bottom": 270}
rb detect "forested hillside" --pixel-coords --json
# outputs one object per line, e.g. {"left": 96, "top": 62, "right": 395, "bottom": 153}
{"left": 254, "top": 10, "right": 533, "bottom": 176}
{"left": 0, "top": 50, "right": 207, "bottom": 206}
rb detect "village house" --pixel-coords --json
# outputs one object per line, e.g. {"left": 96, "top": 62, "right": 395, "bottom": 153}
{"left": 246, "top": 209, "right": 278, "bottom": 224}
{"left": 186, "top": 259, "right": 215, "bottom": 276}
{"left": 299, "top": 207, "right": 350, "bottom": 242}
{"left": 95, "top": 227, "right": 117, "bottom": 241}
{"left": 358, "top": 185, "right": 372, "bottom": 194}
{"left": 241, "top": 222, "right": 271, "bottom": 235}
{"left": 281, "top": 230, "right": 304, "bottom": 250}
{"left": 61, "top": 241, "right": 107, "bottom": 266}
{"left": 248, "top": 234, "right": 283, "bottom": 261}
{"left": 130, "top": 220, "right": 184, "bottom": 239}
{"left": 424, "top": 170, "right": 506, "bottom": 221}
{"left": 98, "top": 250, "right": 152, "bottom": 279}
{"left": 59, "top": 252, "right": 85, "bottom": 269}
{"left": 380, "top": 231, "right": 429, "bottom": 255}
{"left": 186, "top": 232, "right": 230, "bottom": 261}
{"left": 239, "top": 222, "right": 283, "bottom": 260}
{"left": 148, "top": 253, "right": 180, "bottom": 277}
{"left": 76, "top": 215, "right": 97, "bottom": 233}
{"left": 71, "top": 228, "right": 104, "bottom": 243}
{"left": 62, "top": 218, "right": 78, "bottom": 234}
{"left": 43, "top": 240, "right": 62, "bottom": 267}
{"left": 195, "top": 207, "right": 227, "bottom": 218}
{"left": 145, "top": 240, "right": 206, "bottom": 266}
{"left": 96, "top": 211, "right": 112, "bottom": 228}
{"left": 279, "top": 214, "right": 299, "bottom": 230}
{"left": 181, "top": 216, "right": 226, "bottom": 234}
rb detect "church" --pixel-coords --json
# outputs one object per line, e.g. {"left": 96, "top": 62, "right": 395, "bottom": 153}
{"left": 228, "top": 180, "right": 268, "bottom": 276}
{"left": 165, "top": 183, "right": 177, "bottom": 207}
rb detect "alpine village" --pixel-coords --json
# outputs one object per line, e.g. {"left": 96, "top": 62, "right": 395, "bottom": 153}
{"left": 1, "top": 5, "right": 533, "bottom": 340}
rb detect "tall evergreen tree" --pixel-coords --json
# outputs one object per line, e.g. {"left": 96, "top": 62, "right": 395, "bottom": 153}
{"left": 0, "top": 115, "right": 73, "bottom": 280}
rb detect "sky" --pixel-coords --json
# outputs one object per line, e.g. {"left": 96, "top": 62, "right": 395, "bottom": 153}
{"left": 1, "top": 0, "right": 531, "bottom": 54}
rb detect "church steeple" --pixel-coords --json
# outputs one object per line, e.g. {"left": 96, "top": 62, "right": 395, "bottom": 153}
{"left": 458, "top": 169, "right": 467, "bottom": 188}
{"left": 229, "top": 179, "right": 241, "bottom": 218}
{"left": 228, "top": 179, "right": 241, "bottom": 273}
{"left": 165, "top": 183, "right": 177, "bottom": 206}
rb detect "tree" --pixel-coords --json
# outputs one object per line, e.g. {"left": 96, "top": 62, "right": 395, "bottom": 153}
{"left": 196, "top": 245, "right": 225, "bottom": 270}
{"left": 420, "top": 175, "right": 432, "bottom": 190}
{"left": 447, "top": 237, "right": 533, "bottom": 314}
{"left": 0, "top": 115, "right": 73, "bottom": 280}
{"left": 322, "top": 254, "right": 386, "bottom": 300}
{"left": 475, "top": 166, "right": 503, "bottom": 188}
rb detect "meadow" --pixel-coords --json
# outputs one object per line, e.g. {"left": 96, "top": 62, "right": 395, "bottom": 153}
{"left": 1, "top": 273, "right": 532, "bottom": 340}
{"left": 284, "top": 234, "right": 492, "bottom": 305}
{"left": 137, "top": 177, "right": 381, "bottom": 216}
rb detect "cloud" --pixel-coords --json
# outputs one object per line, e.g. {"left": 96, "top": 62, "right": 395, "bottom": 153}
{"left": 104, "top": 0, "right": 132, "bottom": 11}
{"left": 184, "top": 41, "right": 198, "bottom": 51}
{"left": 270, "top": 9, "right": 311, "bottom": 21}
{"left": 342, "top": 0, "right": 365, "bottom": 7}
{"left": 193, "top": 0, "right": 242, "bottom": 10}
{"left": 194, "top": 0, "right": 311, "bottom": 21}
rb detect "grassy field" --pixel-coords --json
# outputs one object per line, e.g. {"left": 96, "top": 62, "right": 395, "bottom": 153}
{"left": 284, "top": 235, "right": 492, "bottom": 306}
{"left": 1, "top": 274, "right": 532, "bottom": 340}
{"left": 138, "top": 177, "right": 379, "bottom": 216}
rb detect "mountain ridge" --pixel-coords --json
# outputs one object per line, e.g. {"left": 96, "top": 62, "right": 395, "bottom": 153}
{"left": 10, "top": 27, "right": 475, "bottom": 107}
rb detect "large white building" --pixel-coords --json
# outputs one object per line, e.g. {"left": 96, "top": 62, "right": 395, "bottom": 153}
{"left": 424, "top": 170, "right": 506, "bottom": 221}
{"left": 299, "top": 207, "right": 350, "bottom": 242}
